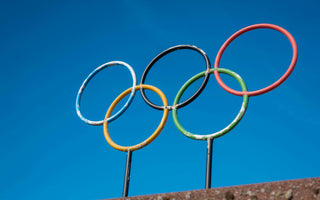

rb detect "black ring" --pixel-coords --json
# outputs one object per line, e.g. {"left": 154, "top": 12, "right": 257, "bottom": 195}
{"left": 140, "top": 45, "right": 211, "bottom": 110}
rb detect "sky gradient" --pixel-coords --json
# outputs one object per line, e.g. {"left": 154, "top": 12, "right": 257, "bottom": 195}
{"left": 1, "top": 0, "right": 320, "bottom": 199}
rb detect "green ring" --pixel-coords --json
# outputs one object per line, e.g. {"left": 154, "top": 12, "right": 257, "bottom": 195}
{"left": 172, "top": 68, "right": 249, "bottom": 140}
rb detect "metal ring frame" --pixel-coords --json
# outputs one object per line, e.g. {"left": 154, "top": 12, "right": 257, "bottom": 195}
{"left": 140, "top": 44, "right": 211, "bottom": 111}
{"left": 76, "top": 61, "right": 137, "bottom": 126}
{"left": 214, "top": 23, "right": 298, "bottom": 96}
{"left": 103, "top": 85, "right": 169, "bottom": 152}
{"left": 172, "top": 68, "right": 249, "bottom": 140}
{"left": 76, "top": 23, "right": 298, "bottom": 149}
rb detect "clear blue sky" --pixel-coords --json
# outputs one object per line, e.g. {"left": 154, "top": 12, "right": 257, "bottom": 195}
{"left": 1, "top": 0, "right": 319, "bottom": 199}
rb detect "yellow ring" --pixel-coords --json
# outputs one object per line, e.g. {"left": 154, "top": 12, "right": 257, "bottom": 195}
{"left": 103, "top": 84, "right": 169, "bottom": 152}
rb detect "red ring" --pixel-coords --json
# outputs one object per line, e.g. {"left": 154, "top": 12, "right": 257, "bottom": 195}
{"left": 214, "top": 23, "right": 298, "bottom": 96}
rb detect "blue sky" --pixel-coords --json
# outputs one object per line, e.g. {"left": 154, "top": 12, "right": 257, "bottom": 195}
{"left": 1, "top": 0, "right": 319, "bottom": 199}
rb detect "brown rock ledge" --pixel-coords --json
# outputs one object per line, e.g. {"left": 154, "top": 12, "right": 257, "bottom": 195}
{"left": 106, "top": 177, "right": 320, "bottom": 200}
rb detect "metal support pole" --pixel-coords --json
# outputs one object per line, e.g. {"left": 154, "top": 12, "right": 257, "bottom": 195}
{"left": 123, "top": 150, "right": 132, "bottom": 197}
{"left": 205, "top": 138, "right": 213, "bottom": 189}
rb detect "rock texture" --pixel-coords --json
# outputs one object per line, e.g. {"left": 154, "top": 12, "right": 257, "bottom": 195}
{"left": 106, "top": 177, "right": 320, "bottom": 200}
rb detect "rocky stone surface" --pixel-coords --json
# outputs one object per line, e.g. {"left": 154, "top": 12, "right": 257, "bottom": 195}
{"left": 106, "top": 177, "right": 320, "bottom": 200}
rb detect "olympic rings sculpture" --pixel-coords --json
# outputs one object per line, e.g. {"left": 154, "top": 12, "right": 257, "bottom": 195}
{"left": 76, "top": 23, "right": 298, "bottom": 151}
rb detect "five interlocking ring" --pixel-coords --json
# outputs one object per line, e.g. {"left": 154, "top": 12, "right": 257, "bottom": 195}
{"left": 76, "top": 23, "right": 298, "bottom": 152}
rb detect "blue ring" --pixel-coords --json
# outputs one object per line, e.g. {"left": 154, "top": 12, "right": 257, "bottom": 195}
{"left": 76, "top": 61, "right": 137, "bottom": 126}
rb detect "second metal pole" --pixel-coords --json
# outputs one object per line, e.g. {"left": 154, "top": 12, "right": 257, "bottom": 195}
{"left": 123, "top": 150, "right": 132, "bottom": 197}
{"left": 205, "top": 138, "right": 213, "bottom": 189}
